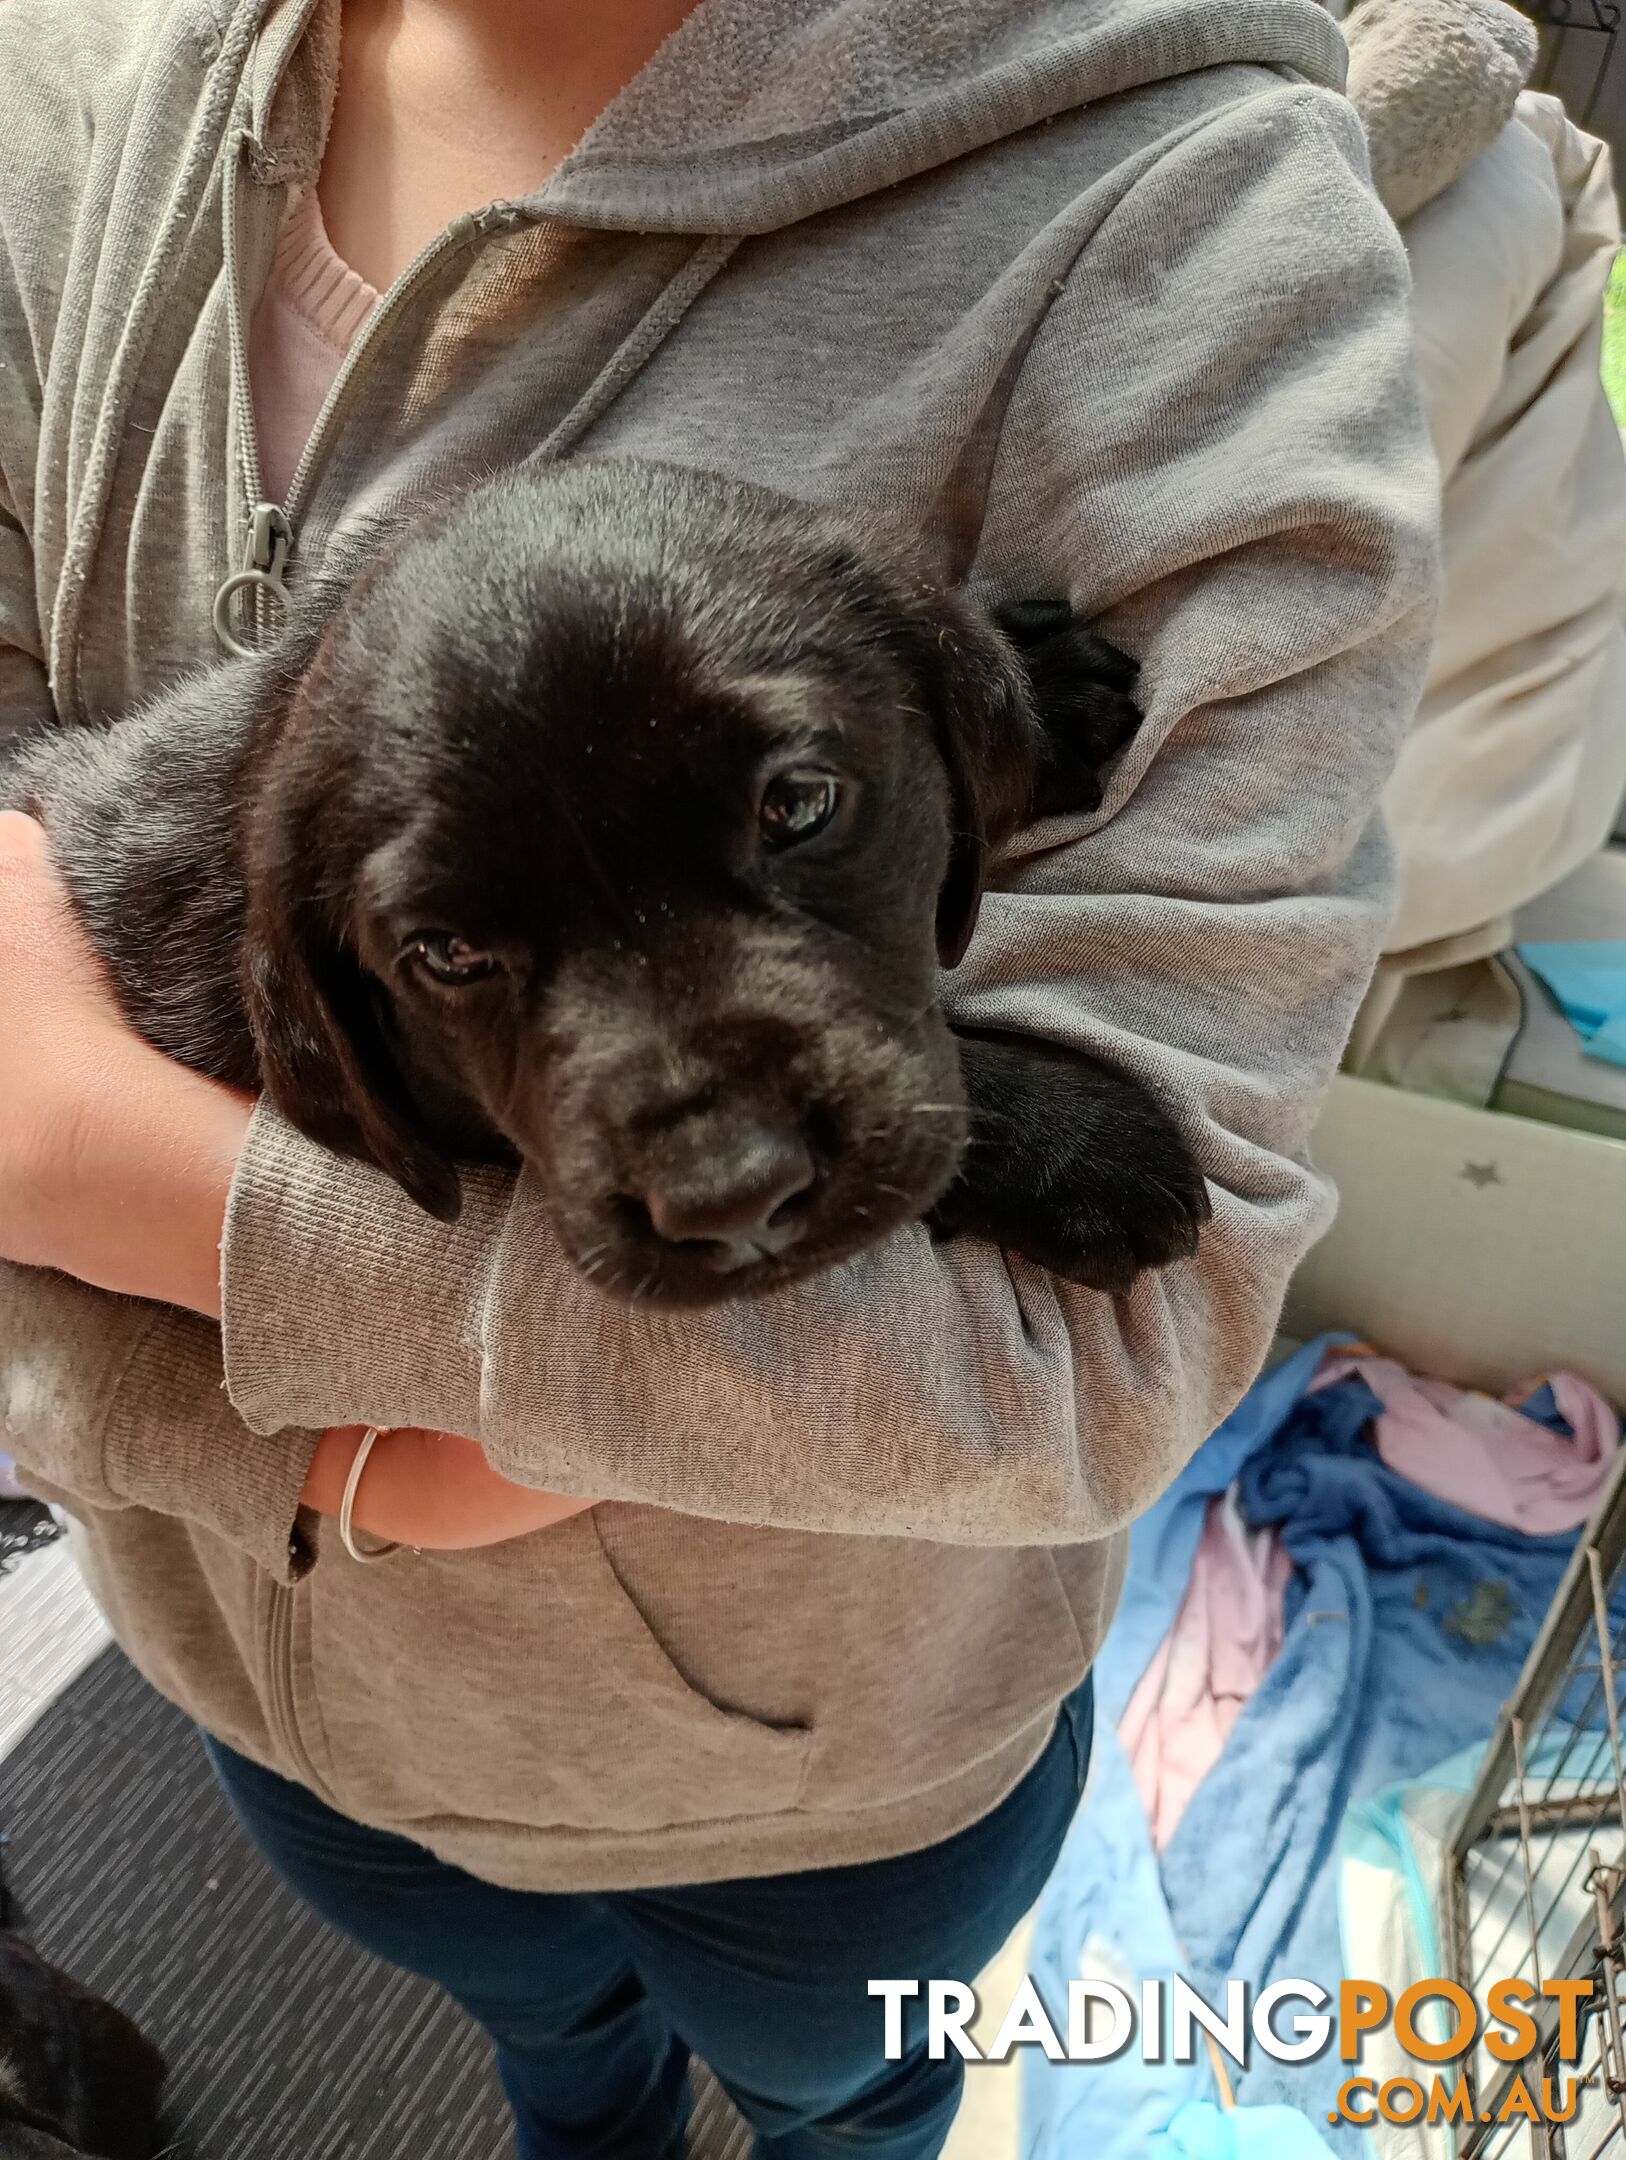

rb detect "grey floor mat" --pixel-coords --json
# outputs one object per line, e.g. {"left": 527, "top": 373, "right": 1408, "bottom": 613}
{"left": 0, "top": 1645, "right": 749, "bottom": 2159}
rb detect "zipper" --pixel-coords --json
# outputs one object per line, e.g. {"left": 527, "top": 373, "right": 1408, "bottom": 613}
{"left": 214, "top": 124, "right": 493, "bottom": 656}
{"left": 214, "top": 132, "right": 735, "bottom": 658}
{"left": 264, "top": 1577, "right": 334, "bottom": 1801}
{"left": 212, "top": 501, "right": 291, "bottom": 657}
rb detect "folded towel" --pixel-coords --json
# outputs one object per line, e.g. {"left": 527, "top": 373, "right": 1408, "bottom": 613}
{"left": 1344, "top": 0, "right": 1540, "bottom": 221}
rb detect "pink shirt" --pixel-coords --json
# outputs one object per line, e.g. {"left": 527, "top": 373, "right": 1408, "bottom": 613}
{"left": 247, "top": 189, "right": 379, "bottom": 505}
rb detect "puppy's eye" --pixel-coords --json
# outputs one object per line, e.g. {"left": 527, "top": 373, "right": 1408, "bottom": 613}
{"left": 760, "top": 770, "right": 842, "bottom": 850}
{"left": 405, "top": 933, "right": 500, "bottom": 985}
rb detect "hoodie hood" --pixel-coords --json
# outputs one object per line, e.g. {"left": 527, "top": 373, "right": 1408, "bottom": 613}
{"left": 250, "top": 0, "right": 1349, "bottom": 235}
{"left": 11, "top": 0, "right": 1378, "bottom": 722}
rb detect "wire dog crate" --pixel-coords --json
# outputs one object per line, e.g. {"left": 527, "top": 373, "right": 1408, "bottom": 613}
{"left": 1442, "top": 1450, "right": 1626, "bottom": 2157}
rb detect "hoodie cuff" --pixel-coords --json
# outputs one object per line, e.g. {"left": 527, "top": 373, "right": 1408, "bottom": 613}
{"left": 101, "top": 1306, "right": 322, "bottom": 1586}
{"left": 220, "top": 1098, "right": 496, "bottom": 1442}
{"left": 0, "top": 1263, "right": 317, "bottom": 1586}
{"left": 0, "top": 1262, "right": 144, "bottom": 1509}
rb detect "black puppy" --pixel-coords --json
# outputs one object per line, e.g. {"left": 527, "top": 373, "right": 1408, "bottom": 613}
{"left": 6, "top": 459, "right": 1207, "bottom": 1301}
{"left": 0, "top": 1875, "right": 167, "bottom": 2160}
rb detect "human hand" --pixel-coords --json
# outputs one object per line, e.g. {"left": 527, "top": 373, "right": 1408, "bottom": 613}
{"left": 0, "top": 813, "right": 250, "bottom": 1317}
{"left": 302, "top": 1424, "right": 598, "bottom": 1550}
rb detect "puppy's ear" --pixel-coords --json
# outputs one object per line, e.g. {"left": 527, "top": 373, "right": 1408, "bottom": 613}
{"left": 241, "top": 836, "right": 462, "bottom": 1224}
{"left": 908, "top": 590, "right": 1043, "bottom": 969}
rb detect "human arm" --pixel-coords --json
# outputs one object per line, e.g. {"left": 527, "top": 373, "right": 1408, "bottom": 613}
{"left": 208, "top": 88, "right": 1439, "bottom": 1545}
{"left": 0, "top": 249, "right": 334, "bottom": 1567}
{"left": 0, "top": 818, "right": 594, "bottom": 1560}
{"left": 0, "top": 10, "right": 594, "bottom": 1564}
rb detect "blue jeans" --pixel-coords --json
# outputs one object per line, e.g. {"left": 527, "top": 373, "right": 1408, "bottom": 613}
{"left": 204, "top": 1676, "right": 1091, "bottom": 2160}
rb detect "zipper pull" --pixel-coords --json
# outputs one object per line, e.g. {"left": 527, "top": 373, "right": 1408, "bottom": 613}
{"left": 247, "top": 501, "right": 292, "bottom": 581}
{"left": 213, "top": 501, "right": 293, "bottom": 659}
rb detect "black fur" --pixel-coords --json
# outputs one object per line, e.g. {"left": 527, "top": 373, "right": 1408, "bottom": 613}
{"left": 0, "top": 1902, "right": 166, "bottom": 2160}
{"left": 5, "top": 459, "right": 1207, "bottom": 1300}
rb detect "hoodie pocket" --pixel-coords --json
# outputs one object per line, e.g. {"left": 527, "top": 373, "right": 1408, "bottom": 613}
{"left": 296, "top": 1513, "right": 811, "bottom": 1837}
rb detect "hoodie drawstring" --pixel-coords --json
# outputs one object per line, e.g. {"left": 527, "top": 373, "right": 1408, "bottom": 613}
{"left": 521, "top": 232, "right": 741, "bottom": 472}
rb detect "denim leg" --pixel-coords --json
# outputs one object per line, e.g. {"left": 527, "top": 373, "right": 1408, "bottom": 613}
{"left": 202, "top": 1737, "right": 690, "bottom": 2160}
{"left": 610, "top": 1676, "right": 1094, "bottom": 2160}
{"left": 203, "top": 1676, "right": 1092, "bottom": 2160}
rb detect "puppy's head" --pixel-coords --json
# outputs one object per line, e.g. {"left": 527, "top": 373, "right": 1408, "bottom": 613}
{"left": 240, "top": 461, "right": 1041, "bottom": 1303}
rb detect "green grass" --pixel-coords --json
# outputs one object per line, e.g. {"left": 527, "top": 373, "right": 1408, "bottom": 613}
{"left": 1603, "top": 249, "right": 1626, "bottom": 427}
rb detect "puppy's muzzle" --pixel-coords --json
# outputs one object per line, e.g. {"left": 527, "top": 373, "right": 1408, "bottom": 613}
{"left": 621, "top": 1114, "right": 816, "bottom": 1274}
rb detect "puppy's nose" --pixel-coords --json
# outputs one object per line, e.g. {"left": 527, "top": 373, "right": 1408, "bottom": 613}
{"left": 640, "top": 1127, "right": 815, "bottom": 1269}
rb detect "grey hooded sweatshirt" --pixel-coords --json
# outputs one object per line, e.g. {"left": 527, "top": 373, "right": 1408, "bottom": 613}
{"left": 0, "top": 0, "right": 1437, "bottom": 1889}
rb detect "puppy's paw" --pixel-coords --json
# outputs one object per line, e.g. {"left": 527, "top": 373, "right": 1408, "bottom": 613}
{"left": 998, "top": 1121, "right": 1211, "bottom": 1293}
{"left": 992, "top": 598, "right": 1143, "bottom": 819}
{"left": 935, "top": 1031, "right": 1211, "bottom": 1293}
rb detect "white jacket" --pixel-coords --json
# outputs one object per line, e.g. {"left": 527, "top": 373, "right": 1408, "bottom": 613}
{"left": 1384, "top": 91, "right": 1626, "bottom": 961}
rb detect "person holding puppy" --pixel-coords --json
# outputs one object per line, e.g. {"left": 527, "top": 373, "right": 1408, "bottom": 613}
{"left": 0, "top": 0, "right": 1437, "bottom": 2154}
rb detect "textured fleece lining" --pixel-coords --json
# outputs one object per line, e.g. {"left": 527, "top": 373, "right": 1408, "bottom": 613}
{"left": 1344, "top": 0, "right": 1538, "bottom": 222}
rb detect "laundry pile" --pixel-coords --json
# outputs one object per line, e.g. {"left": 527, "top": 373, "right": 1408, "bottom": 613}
{"left": 1023, "top": 1335, "right": 1622, "bottom": 2157}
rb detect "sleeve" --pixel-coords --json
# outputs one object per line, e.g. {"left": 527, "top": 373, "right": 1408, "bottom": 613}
{"left": 0, "top": 217, "right": 318, "bottom": 1581}
{"left": 0, "top": 1266, "right": 320, "bottom": 1583}
{"left": 218, "top": 85, "right": 1439, "bottom": 1546}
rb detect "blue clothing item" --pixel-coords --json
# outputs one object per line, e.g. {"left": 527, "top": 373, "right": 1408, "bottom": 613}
{"left": 1166, "top": 1377, "right": 1607, "bottom": 2129}
{"left": 1518, "top": 941, "right": 1626, "bottom": 1068}
{"left": 1022, "top": 1343, "right": 1351, "bottom": 2160}
{"left": 1027, "top": 1358, "right": 1622, "bottom": 2158}
{"left": 203, "top": 1676, "right": 1091, "bottom": 2160}
{"left": 1094, "top": 1335, "right": 1351, "bottom": 1727}
{"left": 1022, "top": 1720, "right": 1335, "bottom": 2160}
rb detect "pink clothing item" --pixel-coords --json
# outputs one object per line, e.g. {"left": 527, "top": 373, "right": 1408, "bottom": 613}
{"left": 1123, "top": 1355, "right": 1619, "bottom": 1849}
{"left": 1312, "top": 1353, "right": 1619, "bottom": 1537}
{"left": 247, "top": 189, "right": 378, "bottom": 505}
{"left": 1120, "top": 1488, "right": 1293, "bottom": 1852}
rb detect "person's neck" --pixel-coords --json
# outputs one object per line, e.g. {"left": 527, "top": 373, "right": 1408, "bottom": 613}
{"left": 320, "top": 0, "right": 702, "bottom": 290}
{"left": 392, "top": 0, "right": 700, "bottom": 83}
